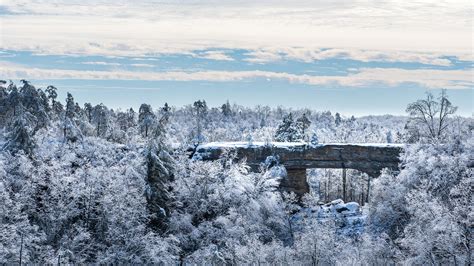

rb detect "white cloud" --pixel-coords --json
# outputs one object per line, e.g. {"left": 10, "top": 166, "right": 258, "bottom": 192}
{"left": 1, "top": 62, "right": 471, "bottom": 89}
{"left": 245, "top": 48, "right": 455, "bottom": 66}
{"left": 0, "top": 0, "right": 471, "bottom": 64}
{"left": 244, "top": 50, "right": 283, "bottom": 64}
{"left": 81, "top": 61, "right": 155, "bottom": 67}
{"left": 81, "top": 61, "right": 121, "bottom": 66}
{"left": 193, "top": 51, "right": 234, "bottom": 61}
{"left": 130, "top": 63, "right": 155, "bottom": 68}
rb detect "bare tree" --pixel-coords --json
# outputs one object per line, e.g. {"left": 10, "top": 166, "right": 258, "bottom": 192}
{"left": 406, "top": 90, "right": 457, "bottom": 141}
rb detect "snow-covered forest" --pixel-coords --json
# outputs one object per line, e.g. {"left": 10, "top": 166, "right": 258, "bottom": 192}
{"left": 0, "top": 80, "right": 472, "bottom": 264}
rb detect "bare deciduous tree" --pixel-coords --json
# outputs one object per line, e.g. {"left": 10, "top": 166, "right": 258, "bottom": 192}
{"left": 406, "top": 90, "right": 457, "bottom": 141}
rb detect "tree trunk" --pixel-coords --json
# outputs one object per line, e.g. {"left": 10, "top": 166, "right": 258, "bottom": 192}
{"left": 327, "top": 171, "right": 332, "bottom": 201}
{"left": 342, "top": 168, "right": 347, "bottom": 202}
{"left": 366, "top": 175, "right": 371, "bottom": 204}
{"left": 19, "top": 234, "right": 23, "bottom": 266}
{"left": 324, "top": 180, "right": 328, "bottom": 202}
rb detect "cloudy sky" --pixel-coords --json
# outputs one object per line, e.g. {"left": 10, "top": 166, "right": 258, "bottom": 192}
{"left": 0, "top": 0, "right": 472, "bottom": 115}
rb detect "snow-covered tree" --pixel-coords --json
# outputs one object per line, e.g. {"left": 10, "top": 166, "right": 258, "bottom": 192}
{"left": 83, "top": 103, "right": 92, "bottom": 123}
{"left": 335, "top": 112, "right": 342, "bottom": 126}
{"left": 221, "top": 100, "right": 232, "bottom": 117}
{"left": 406, "top": 90, "right": 457, "bottom": 142}
{"left": 65, "top": 93, "right": 76, "bottom": 119}
{"left": 275, "top": 113, "right": 300, "bottom": 142}
{"left": 0, "top": 81, "right": 470, "bottom": 264}
{"left": 296, "top": 113, "right": 311, "bottom": 141}
{"left": 3, "top": 110, "right": 37, "bottom": 155}
{"left": 138, "top": 104, "right": 155, "bottom": 137}
{"left": 145, "top": 117, "right": 175, "bottom": 232}
{"left": 386, "top": 131, "right": 393, "bottom": 143}
{"left": 310, "top": 131, "right": 319, "bottom": 146}
{"left": 193, "top": 100, "right": 208, "bottom": 144}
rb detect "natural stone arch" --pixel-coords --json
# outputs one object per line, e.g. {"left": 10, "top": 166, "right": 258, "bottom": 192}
{"left": 193, "top": 142, "right": 403, "bottom": 197}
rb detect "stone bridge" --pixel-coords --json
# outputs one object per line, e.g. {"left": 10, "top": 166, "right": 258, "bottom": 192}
{"left": 192, "top": 142, "right": 404, "bottom": 196}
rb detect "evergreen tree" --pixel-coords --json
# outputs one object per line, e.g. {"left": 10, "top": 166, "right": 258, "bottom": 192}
{"left": 63, "top": 93, "right": 81, "bottom": 142}
{"left": 65, "top": 93, "right": 76, "bottom": 119}
{"left": 52, "top": 101, "right": 64, "bottom": 117}
{"left": 45, "top": 85, "right": 58, "bottom": 107}
{"left": 7, "top": 82, "right": 20, "bottom": 116}
{"left": 161, "top": 103, "right": 171, "bottom": 123}
{"left": 275, "top": 113, "right": 300, "bottom": 142}
{"left": 91, "top": 104, "right": 108, "bottom": 137}
{"left": 310, "top": 132, "right": 319, "bottom": 146}
{"left": 3, "top": 110, "right": 37, "bottom": 155}
{"left": 0, "top": 81, "right": 7, "bottom": 123}
{"left": 63, "top": 117, "right": 82, "bottom": 143}
{"left": 193, "top": 100, "right": 208, "bottom": 144}
{"left": 37, "top": 89, "right": 50, "bottom": 114}
{"left": 126, "top": 108, "right": 137, "bottom": 128}
{"left": 74, "top": 102, "right": 82, "bottom": 115}
{"left": 145, "top": 118, "right": 175, "bottom": 232}
{"left": 296, "top": 113, "right": 311, "bottom": 141}
{"left": 221, "top": 100, "right": 232, "bottom": 117}
{"left": 117, "top": 108, "right": 137, "bottom": 132}
{"left": 83, "top": 103, "right": 93, "bottom": 123}
{"left": 139, "top": 104, "right": 156, "bottom": 137}
{"left": 335, "top": 112, "right": 342, "bottom": 126}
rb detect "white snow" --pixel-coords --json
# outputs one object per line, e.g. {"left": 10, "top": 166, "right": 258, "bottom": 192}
{"left": 197, "top": 141, "right": 405, "bottom": 150}
{"left": 292, "top": 199, "right": 366, "bottom": 236}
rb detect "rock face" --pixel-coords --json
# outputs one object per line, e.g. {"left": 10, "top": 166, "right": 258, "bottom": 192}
{"left": 281, "top": 169, "right": 310, "bottom": 196}
{"left": 193, "top": 143, "right": 403, "bottom": 197}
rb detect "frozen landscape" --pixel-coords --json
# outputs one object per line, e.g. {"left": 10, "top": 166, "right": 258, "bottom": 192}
{"left": 0, "top": 81, "right": 472, "bottom": 264}
{"left": 0, "top": 0, "right": 473, "bottom": 265}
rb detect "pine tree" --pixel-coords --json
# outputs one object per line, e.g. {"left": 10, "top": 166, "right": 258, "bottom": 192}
{"left": 63, "top": 117, "right": 82, "bottom": 143}
{"left": 37, "top": 88, "right": 50, "bottom": 114}
{"left": 161, "top": 103, "right": 171, "bottom": 123}
{"left": 63, "top": 93, "right": 80, "bottom": 141}
{"left": 83, "top": 103, "right": 93, "bottom": 123}
{"left": 7, "top": 82, "right": 20, "bottom": 116}
{"left": 139, "top": 104, "right": 156, "bottom": 137}
{"left": 145, "top": 118, "right": 175, "bottom": 232}
{"left": 193, "top": 100, "right": 208, "bottom": 144}
{"left": 335, "top": 112, "right": 342, "bottom": 126}
{"left": 3, "top": 110, "right": 37, "bottom": 155}
{"left": 310, "top": 132, "right": 319, "bottom": 146}
{"left": 117, "top": 108, "right": 137, "bottom": 132}
{"left": 296, "top": 113, "right": 311, "bottom": 141}
{"left": 221, "top": 100, "right": 232, "bottom": 117}
{"left": 92, "top": 104, "right": 108, "bottom": 137}
{"left": 275, "top": 113, "right": 300, "bottom": 142}
{"left": 45, "top": 85, "right": 58, "bottom": 107}
{"left": 66, "top": 92, "right": 76, "bottom": 119}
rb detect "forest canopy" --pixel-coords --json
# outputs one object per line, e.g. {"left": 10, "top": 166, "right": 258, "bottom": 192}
{"left": 0, "top": 80, "right": 472, "bottom": 265}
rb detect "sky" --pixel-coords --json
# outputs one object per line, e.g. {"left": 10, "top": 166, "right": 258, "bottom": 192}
{"left": 0, "top": 0, "right": 472, "bottom": 116}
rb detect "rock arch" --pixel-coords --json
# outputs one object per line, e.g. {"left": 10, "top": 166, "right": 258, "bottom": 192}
{"left": 193, "top": 142, "right": 403, "bottom": 197}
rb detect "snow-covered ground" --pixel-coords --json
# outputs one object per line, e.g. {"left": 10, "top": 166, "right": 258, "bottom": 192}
{"left": 293, "top": 199, "right": 367, "bottom": 235}
{"left": 198, "top": 141, "right": 405, "bottom": 149}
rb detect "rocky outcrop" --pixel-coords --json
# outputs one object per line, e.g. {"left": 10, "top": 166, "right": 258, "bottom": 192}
{"left": 193, "top": 142, "right": 403, "bottom": 197}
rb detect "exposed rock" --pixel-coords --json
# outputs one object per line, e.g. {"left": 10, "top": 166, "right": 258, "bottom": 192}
{"left": 194, "top": 143, "right": 403, "bottom": 197}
